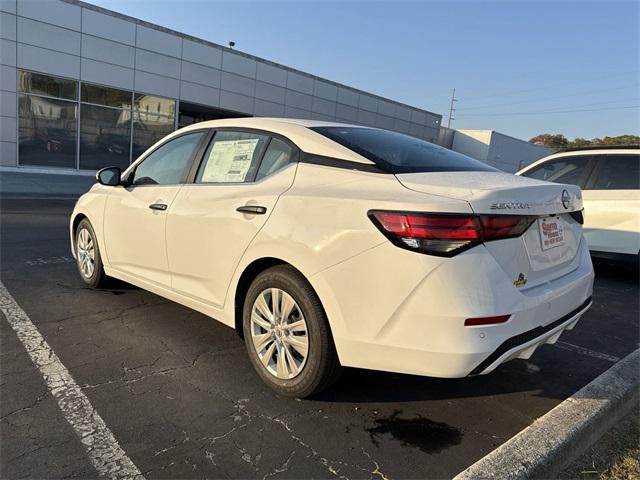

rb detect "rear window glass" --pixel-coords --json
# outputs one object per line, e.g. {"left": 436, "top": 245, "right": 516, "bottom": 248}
{"left": 311, "top": 126, "right": 497, "bottom": 174}
{"left": 522, "top": 155, "right": 591, "bottom": 186}
{"left": 591, "top": 154, "right": 639, "bottom": 190}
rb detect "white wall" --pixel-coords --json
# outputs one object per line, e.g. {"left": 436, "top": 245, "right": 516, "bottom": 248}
{"left": 450, "top": 129, "right": 552, "bottom": 173}
{"left": 486, "top": 132, "right": 552, "bottom": 172}
{"left": 451, "top": 129, "right": 492, "bottom": 161}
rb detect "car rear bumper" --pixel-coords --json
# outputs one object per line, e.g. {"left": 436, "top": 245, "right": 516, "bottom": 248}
{"left": 313, "top": 236, "right": 595, "bottom": 378}
{"left": 468, "top": 296, "right": 591, "bottom": 375}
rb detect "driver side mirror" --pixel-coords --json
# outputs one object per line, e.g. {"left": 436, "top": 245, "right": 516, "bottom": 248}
{"left": 96, "top": 166, "right": 121, "bottom": 186}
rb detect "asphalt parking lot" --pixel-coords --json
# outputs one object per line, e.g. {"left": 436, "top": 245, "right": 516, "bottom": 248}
{"left": 1, "top": 197, "right": 638, "bottom": 479}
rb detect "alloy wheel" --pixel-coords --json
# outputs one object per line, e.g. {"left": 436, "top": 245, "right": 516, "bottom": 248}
{"left": 250, "top": 288, "right": 309, "bottom": 379}
{"left": 77, "top": 228, "right": 95, "bottom": 279}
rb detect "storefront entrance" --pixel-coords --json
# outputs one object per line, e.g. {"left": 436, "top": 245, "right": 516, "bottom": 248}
{"left": 178, "top": 102, "right": 250, "bottom": 129}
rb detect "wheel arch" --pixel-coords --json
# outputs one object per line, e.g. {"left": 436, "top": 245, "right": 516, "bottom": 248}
{"left": 72, "top": 212, "right": 88, "bottom": 232}
{"left": 233, "top": 257, "right": 327, "bottom": 340}
{"left": 70, "top": 212, "right": 88, "bottom": 252}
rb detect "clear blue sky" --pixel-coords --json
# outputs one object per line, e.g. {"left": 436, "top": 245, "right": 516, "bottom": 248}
{"left": 90, "top": 0, "right": 639, "bottom": 141}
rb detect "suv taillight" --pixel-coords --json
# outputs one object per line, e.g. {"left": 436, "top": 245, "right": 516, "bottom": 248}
{"left": 368, "top": 210, "right": 536, "bottom": 257}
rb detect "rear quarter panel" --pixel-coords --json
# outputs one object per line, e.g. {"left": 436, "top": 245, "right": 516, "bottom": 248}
{"left": 223, "top": 162, "right": 472, "bottom": 333}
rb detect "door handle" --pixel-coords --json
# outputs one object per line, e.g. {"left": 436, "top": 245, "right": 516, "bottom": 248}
{"left": 236, "top": 205, "right": 267, "bottom": 215}
{"left": 149, "top": 203, "right": 168, "bottom": 211}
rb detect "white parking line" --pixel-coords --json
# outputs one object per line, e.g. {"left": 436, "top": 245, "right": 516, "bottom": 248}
{"left": 0, "top": 280, "right": 144, "bottom": 480}
{"left": 25, "top": 256, "right": 74, "bottom": 266}
{"left": 554, "top": 341, "right": 621, "bottom": 363}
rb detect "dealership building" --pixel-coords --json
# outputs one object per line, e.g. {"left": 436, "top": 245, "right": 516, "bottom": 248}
{"left": 0, "top": 0, "right": 442, "bottom": 174}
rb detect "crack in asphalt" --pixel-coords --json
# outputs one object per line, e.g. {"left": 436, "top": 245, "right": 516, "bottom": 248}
{"left": 130, "top": 364, "right": 390, "bottom": 480}
{"left": 0, "top": 390, "right": 49, "bottom": 421}
{"left": 0, "top": 282, "right": 145, "bottom": 479}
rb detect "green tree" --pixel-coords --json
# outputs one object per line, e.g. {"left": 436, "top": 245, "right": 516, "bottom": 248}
{"left": 528, "top": 133, "right": 569, "bottom": 148}
{"left": 569, "top": 137, "right": 591, "bottom": 147}
{"left": 596, "top": 135, "right": 640, "bottom": 146}
{"left": 529, "top": 134, "right": 640, "bottom": 150}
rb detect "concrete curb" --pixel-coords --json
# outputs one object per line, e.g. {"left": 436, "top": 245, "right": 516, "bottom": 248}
{"left": 454, "top": 348, "right": 640, "bottom": 480}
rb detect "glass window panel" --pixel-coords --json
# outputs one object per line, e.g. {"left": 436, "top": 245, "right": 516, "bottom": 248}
{"left": 524, "top": 156, "right": 591, "bottom": 186}
{"left": 18, "top": 94, "right": 77, "bottom": 168}
{"left": 256, "top": 138, "right": 294, "bottom": 181}
{"left": 591, "top": 155, "right": 640, "bottom": 190}
{"left": 132, "top": 113, "right": 175, "bottom": 160}
{"left": 79, "top": 104, "right": 131, "bottom": 170}
{"left": 132, "top": 132, "right": 204, "bottom": 185}
{"left": 81, "top": 84, "right": 132, "bottom": 109}
{"left": 18, "top": 70, "right": 77, "bottom": 100}
{"left": 196, "top": 131, "right": 269, "bottom": 183}
{"left": 311, "top": 126, "right": 496, "bottom": 174}
{"left": 134, "top": 93, "right": 175, "bottom": 117}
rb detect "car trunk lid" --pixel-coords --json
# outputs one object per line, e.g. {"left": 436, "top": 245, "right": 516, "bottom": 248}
{"left": 396, "top": 171, "right": 584, "bottom": 288}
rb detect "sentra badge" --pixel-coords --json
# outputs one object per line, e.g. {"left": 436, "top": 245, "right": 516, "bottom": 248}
{"left": 490, "top": 202, "right": 531, "bottom": 210}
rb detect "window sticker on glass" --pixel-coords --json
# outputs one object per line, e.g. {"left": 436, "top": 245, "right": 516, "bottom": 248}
{"left": 202, "top": 139, "right": 259, "bottom": 182}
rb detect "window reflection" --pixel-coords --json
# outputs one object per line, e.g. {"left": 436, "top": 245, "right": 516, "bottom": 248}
{"left": 134, "top": 93, "right": 175, "bottom": 117}
{"left": 81, "top": 84, "right": 131, "bottom": 109}
{"left": 18, "top": 94, "right": 77, "bottom": 168}
{"left": 17, "top": 69, "right": 185, "bottom": 170}
{"left": 79, "top": 104, "right": 131, "bottom": 170}
{"left": 132, "top": 111, "right": 175, "bottom": 160}
{"left": 19, "top": 71, "right": 77, "bottom": 100}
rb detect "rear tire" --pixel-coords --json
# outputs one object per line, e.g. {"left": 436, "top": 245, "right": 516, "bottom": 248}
{"left": 242, "top": 265, "right": 341, "bottom": 398}
{"left": 75, "top": 218, "right": 109, "bottom": 288}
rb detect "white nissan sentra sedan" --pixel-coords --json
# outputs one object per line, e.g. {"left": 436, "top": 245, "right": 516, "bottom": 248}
{"left": 70, "top": 118, "right": 594, "bottom": 397}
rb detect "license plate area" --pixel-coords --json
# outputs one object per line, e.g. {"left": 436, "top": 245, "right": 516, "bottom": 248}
{"left": 538, "top": 215, "right": 565, "bottom": 251}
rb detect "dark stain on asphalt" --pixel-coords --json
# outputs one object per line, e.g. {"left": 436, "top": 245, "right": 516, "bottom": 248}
{"left": 366, "top": 410, "right": 462, "bottom": 454}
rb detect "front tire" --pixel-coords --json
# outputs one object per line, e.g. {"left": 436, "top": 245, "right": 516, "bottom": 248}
{"left": 242, "top": 265, "right": 341, "bottom": 398}
{"left": 75, "top": 219, "right": 108, "bottom": 288}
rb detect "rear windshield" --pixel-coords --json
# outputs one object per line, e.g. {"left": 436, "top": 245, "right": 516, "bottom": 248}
{"left": 311, "top": 126, "right": 497, "bottom": 174}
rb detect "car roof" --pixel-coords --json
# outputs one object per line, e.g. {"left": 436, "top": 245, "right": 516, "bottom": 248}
{"left": 518, "top": 147, "right": 640, "bottom": 174}
{"left": 557, "top": 145, "right": 640, "bottom": 152}
{"left": 175, "top": 117, "right": 376, "bottom": 164}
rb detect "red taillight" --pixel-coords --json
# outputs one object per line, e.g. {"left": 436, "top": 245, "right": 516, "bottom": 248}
{"left": 369, "top": 211, "right": 535, "bottom": 257}
{"left": 374, "top": 212, "right": 481, "bottom": 239}
{"left": 480, "top": 215, "right": 536, "bottom": 241}
{"left": 464, "top": 315, "right": 511, "bottom": 326}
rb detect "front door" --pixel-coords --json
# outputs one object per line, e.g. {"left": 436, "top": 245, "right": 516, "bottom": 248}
{"left": 103, "top": 130, "right": 207, "bottom": 286}
{"left": 167, "top": 131, "right": 298, "bottom": 307}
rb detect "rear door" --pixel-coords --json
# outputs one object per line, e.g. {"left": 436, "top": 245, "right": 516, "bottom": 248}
{"left": 582, "top": 154, "right": 640, "bottom": 254}
{"left": 166, "top": 130, "right": 298, "bottom": 307}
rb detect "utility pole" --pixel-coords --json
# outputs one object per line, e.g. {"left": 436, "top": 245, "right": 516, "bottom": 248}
{"left": 447, "top": 88, "right": 457, "bottom": 129}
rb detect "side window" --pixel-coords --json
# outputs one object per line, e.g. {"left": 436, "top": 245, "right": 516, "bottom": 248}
{"left": 196, "top": 131, "right": 269, "bottom": 183}
{"left": 256, "top": 138, "right": 295, "bottom": 181}
{"left": 590, "top": 155, "right": 639, "bottom": 190}
{"left": 132, "top": 132, "right": 204, "bottom": 185}
{"left": 524, "top": 155, "right": 591, "bottom": 186}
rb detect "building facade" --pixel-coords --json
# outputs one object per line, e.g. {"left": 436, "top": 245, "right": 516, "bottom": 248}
{"left": 0, "top": 0, "right": 442, "bottom": 173}
{"left": 438, "top": 127, "right": 552, "bottom": 173}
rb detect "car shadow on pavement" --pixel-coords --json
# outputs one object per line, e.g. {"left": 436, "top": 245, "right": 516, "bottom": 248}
{"left": 592, "top": 258, "right": 639, "bottom": 284}
{"left": 312, "top": 360, "right": 580, "bottom": 403}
